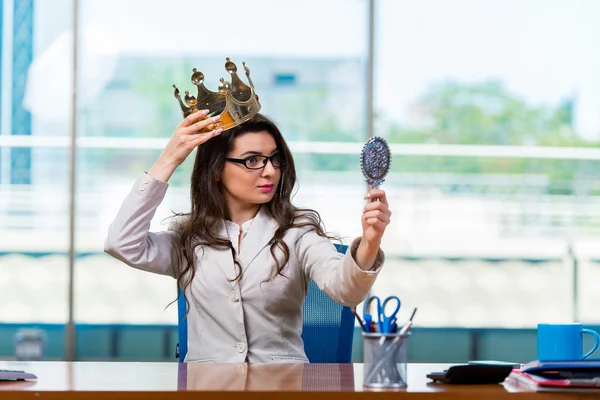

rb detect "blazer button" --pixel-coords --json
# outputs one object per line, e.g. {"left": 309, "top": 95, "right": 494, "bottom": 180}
{"left": 230, "top": 291, "right": 239, "bottom": 302}
{"left": 139, "top": 184, "right": 146, "bottom": 191}
{"left": 236, "top": 342, "right": 246, "bottom": 353}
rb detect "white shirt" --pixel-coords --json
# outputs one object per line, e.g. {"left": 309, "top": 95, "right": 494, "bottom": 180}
{"left": 223, "top": 218, "right": 255, "bottom": 256}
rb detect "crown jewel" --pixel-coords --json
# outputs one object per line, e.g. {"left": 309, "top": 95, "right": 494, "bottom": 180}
{"left": 172, "top": 58, "right": 261, "bottom": 132}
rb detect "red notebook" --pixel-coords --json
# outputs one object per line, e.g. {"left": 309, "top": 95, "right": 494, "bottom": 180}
{"left": 505, "top": 369, "right": 600, "bottom": 393}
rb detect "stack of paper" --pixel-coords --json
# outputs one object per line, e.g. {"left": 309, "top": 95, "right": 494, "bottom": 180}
{"left": 504, "top": 360, "right": 600, "bottom": 393}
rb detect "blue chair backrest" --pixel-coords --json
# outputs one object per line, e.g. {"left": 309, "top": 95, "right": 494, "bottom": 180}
{"left": 176, "top": 243, "right": 355, "bottom": 363}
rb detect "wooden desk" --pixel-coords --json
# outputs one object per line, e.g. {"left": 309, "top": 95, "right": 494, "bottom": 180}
{"left": 0, "top": 361, "right": 593, "bottom": 399}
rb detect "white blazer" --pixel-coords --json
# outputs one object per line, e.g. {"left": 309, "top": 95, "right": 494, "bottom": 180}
{"left": 104, "top": 172, "right": 384, "bottom": 363}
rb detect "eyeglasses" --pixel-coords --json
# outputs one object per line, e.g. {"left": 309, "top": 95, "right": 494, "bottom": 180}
{"left": 226, "top": 154, "right": 284, "bottom": 170}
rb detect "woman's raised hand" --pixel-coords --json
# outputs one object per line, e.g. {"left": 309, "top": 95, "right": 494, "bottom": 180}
{"left": 361, "top": 188, "right": 392, "bottom": 245}
{"left": 148, "top": 110, "right": 223, "bottom": 182}
{"left": 354, "top": 188, "right": 392, "bottom": 271}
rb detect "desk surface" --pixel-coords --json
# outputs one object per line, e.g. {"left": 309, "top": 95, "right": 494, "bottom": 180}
{"left": 0, "top": 361, "right": 593, "bottom": 399}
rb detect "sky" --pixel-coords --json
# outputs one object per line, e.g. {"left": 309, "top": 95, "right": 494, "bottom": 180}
{"left": 29, "top": 0, "right": 600, "bottom": 139}
{"left": 376, "top": 0, "right": 600, "bottom": 139}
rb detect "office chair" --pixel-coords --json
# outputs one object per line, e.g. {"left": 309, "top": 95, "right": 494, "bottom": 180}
{"left": 176, "top": 243, "right": 355, "bottom": 363}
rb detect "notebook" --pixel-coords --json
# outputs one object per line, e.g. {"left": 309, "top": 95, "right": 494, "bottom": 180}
{"left": 505, "top": 369, "right": 600, "bottom": 393}
{"left": 504, "top": 360, "right": 600, "bottom": 393}
{"left": 0, "top": 369, "right": 38, "bottom": 381}
{"left": 522, "top": 360, "right": 600, "bottom": 372}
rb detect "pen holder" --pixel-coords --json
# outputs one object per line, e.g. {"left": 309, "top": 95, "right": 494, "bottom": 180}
{"left": 362, "top": 332, "right": 410, "bottom": 388}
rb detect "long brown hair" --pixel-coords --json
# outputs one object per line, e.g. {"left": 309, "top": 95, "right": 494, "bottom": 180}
{"left": 173, "top": 113, "right": 336, "bottom": 315}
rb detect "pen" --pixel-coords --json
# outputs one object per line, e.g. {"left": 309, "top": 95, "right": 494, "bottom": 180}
{"left": 398, "top": 307, "right": 417, "bottom": 335}
{"left": 351, "top": 307, "right": 369, "bottom": 333}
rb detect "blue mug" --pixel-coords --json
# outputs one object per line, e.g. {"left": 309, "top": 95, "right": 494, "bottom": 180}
{"left": 537, "top": 323, "right": 600, "bottom": 361}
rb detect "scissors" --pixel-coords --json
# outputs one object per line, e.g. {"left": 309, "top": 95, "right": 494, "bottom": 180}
{"left": 362, "top": 295, "right": 401, "bottom": 333}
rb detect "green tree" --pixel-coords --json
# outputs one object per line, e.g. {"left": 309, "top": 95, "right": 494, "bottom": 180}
{"left": 389, "top": 80, "right": 587, "bottom": 146}
{"left": 385, "top": 80, "right": 600, "bottom": 191}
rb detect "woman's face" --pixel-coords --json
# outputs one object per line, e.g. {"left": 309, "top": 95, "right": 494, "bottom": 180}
{"left": 220, "top": 130, "right": 282, "bottom": 213}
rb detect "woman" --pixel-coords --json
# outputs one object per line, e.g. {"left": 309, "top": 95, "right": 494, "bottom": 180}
{"left": 104, "top": 110, "right": 392, "bottom": 363}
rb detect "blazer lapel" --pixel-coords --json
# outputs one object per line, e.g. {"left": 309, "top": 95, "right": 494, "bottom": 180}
{"left": 239, "top": 206, "right": 278, "bottom": 274}
{"left": 205, "top": 220, "right": 238, "bottom": 282}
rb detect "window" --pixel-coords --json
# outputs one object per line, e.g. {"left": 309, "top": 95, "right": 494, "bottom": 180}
{"left": 374, "top": 0, "right": 600, "bottom": 326}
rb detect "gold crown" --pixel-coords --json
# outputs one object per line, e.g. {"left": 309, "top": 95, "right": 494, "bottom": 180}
{"left": 172, "top": 58, "right": 261, "bottom": 132}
